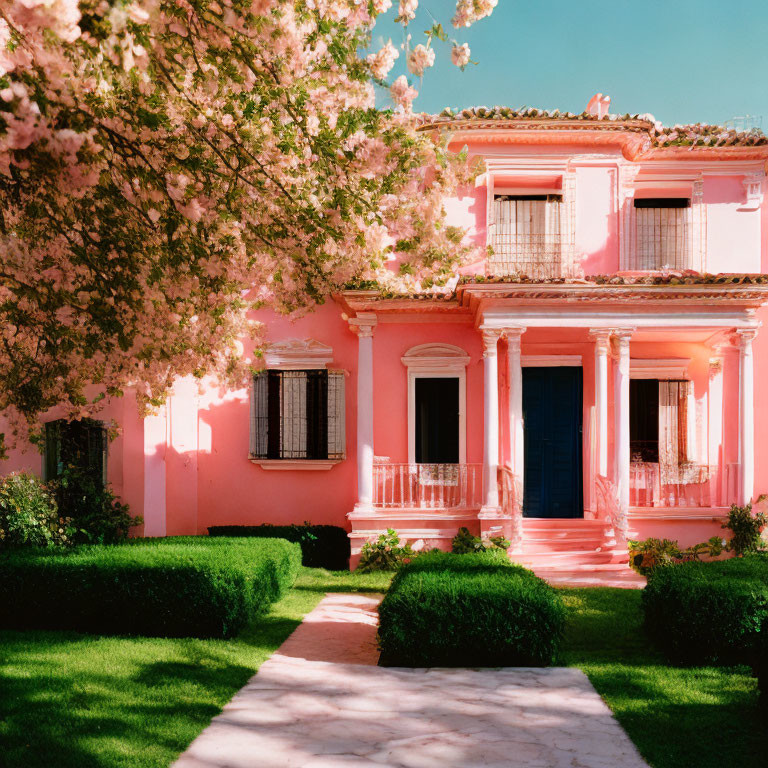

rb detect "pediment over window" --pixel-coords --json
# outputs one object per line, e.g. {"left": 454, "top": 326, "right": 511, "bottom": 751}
{"left": 264, "top": 338, "right": 334, "bottom": 369}
{"left": 401, "top": 343, "right": 471, "bottom": 372}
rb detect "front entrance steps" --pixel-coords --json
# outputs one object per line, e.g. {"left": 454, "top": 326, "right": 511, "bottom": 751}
{"left": 510, "top": 518, "right": 645, "bottom": 589}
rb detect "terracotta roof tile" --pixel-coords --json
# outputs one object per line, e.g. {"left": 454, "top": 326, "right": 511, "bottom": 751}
{"left": 420, "top": 106, "right": 768, "bottom": 148}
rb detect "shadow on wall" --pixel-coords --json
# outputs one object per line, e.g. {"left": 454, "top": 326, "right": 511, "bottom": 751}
{"left": 142, "top": 395, "right": 357, "bottom": 536}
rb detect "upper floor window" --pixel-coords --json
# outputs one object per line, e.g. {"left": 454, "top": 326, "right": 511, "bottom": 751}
{"left": 489, "top": 194, "right": 565, "bottom": 279}
{"left": 250, "top": 369, "right": 345, "bottom": 461}
{"left": 43, "top": 418, "right": 107, "bottom": 486}
{"left": 630, "top": 198, "right": 692, "bottom": 270}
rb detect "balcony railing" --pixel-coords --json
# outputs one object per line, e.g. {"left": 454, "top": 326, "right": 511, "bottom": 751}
{"left": 629, "top": 462, "right": 739, "bottom": 508}
{"left": 373, "top": 462, "right": 483, "bottom": 510}
{"left": 487, "top": 234, "right": 571, "bottom": 279}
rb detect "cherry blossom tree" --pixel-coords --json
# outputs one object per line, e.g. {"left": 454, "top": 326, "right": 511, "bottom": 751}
{"left": 0, "top": 0, "right": 496, "bottom": 445}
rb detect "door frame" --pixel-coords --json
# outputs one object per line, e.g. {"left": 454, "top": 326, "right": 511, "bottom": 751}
{"left": 402, "top": 344, "right": 469, "bottom": 465}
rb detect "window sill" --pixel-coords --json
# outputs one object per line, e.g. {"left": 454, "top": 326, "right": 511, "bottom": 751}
{"left": 250, "top": 458, "right": 343, "bottom": 470}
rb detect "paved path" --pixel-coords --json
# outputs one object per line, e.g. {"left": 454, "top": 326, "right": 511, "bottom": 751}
{"left": 173, "top": 593, "right": 649, "bottom": 768}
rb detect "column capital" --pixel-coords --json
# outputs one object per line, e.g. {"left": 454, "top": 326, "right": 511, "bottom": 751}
{"left": 588, "top": 329, "right": 612, "bottom": 353}
{"left": 348, "top": 312, "right": 377, "bottom": 338}
{"left": 502, "top": 326, "right": 526, "bottom": 352}
{"left": 479, "top": 326, "right": 502, "bottom": 357}
{"left": 734, "top": 327, "right": 759, "bottom": 347}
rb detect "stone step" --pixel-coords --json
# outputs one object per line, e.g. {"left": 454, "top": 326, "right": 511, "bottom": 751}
{"left": 519, "top": 538, "right": 605, "bottom": 553}
{"left": 512, "top": 550, "right": 618, "bottom": 567}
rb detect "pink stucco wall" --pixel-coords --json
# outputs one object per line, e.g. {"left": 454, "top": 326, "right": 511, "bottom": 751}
{"left": 2, "top": 131, "right": 767, "bottom": 551}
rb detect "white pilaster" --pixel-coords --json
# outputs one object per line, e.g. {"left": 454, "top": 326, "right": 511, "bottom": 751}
{"left": 505, "top": 328, "right": 526, "bottom": 483}
{"left": 590, "top": 330, "right": 611, "bottom": 478}
{"left": 349, "top": 313, "right": 377, "bottom": 511}
{"left": 612, "top": 329, "right": 633, "bottom": 514}
{"left": 737, "top": 328, "right": 758, "bottom": 506}
{"left": 480, "top": 326, "right": 502, "bottom": 513}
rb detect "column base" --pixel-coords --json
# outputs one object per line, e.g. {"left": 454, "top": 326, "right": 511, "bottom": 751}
{"left": 348, "top": 502, "right": 375, "bottom": 518}
{"left": 478, "top": 506, "right": 505, "bottom": 519}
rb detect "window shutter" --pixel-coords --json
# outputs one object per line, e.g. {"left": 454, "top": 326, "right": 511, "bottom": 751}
{"left": 266, "top": 370, "right": 282, "bottom": 459}
{"left": 251, "top": 372, "right": 269, "bottom": 458}
{"left": 327, "top": 371, "right": 346, "bottom": 460}
{"left": 305, "top": 370, "right": 328, "bottom": 460}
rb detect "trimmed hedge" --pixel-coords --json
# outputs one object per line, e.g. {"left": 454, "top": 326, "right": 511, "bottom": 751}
{"left": 378, "top": 550, "right": 566, "bottom": 667}
{"left": 208, "top": 524, "right": 350, "bottom": 570}
{"left": 642, "top": 555, "right": 768, "bottom": 666}
{"left": 0, "top": 537, "right": 301, "bottom": 638}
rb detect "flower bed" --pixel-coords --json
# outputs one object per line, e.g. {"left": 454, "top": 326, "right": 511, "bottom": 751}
{"left": 377, "top": 550, "right": 565, "bottom": 667}
{"left": 642, "top": 555, "right": 768, "bottom": 667}
{"left": 0, "top": 537, "right": 301, "bottom": 638}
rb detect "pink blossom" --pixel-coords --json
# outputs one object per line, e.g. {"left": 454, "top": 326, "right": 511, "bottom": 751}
{"left": 451, "top": 42, "right": 471, "bottom": 68}
{"left": 366, "top": 40, "right": 399, "bottom": 80}
{"left": 397, "top": 0, "right": 418, "bottom": 23}
{"left": 406, "top": 44, "right": 434, "bottom": 77}
{"left": 452, "top": 0, "right": 497, "bottom": 28}
{"left": 389, "top": 75, "right": 418, "bottom": 111}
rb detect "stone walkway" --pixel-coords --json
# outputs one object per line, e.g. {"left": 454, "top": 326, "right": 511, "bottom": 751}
{"left": 173, "top": 593, "right": 649, "bottom": 768}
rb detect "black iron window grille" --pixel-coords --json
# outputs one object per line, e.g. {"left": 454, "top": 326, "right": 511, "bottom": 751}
{"left": 250, "top": 369, "right": 345, "bottom": 460}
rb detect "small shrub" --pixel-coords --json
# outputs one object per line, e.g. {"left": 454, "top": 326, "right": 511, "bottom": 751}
{"left": 378, "top": 551, "right": 565, "bottom": 666}
{"left": 451, "top": 526, "right": 510, "bottom": 554}
{"left": 628, "top": 536, "right": 725, "bottom": 575}
{"left": 208, "top": 523, "right": 350, "bottom": 570}
{"left": 357, "top": 528, "right": 414, "bottom": 572}
{"left": 642, "top": 555, "right": 768, "bottom": 666}
{"left": 722, "top": 501, "right": 768, "bottom": 556}
{"left": 0, "top": 537, "right": 301, "bottom": 638}
{"left": 0, "top": 472, "right": 71, "bottom": 548}
{"left": 53, "top": 465, "right": 140, "bottom": 544}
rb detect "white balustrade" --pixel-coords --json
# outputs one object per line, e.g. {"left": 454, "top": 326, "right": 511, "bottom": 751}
{"left": 372, "top": 463, "right": 483, "bottom": 510}
{"left": 628, "top": 462, "right": 740, "bottom": 508}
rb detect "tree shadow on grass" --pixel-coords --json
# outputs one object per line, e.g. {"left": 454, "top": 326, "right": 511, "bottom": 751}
{"left": 558, "top": 587, "right": 763, "bottom": 768}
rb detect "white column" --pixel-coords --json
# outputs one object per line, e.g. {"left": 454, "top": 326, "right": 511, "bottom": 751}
{"left": 737, "top": 328, "right": 758, "bottom": 506}
{"left": 590, "top": 330, "right": 611, "bottom": 477}
{"left": 613, "top": 329, "right": 633, "bottom": 514}
{"left": 350, "top": 313, "right": 377, "bottom": 511}
{"left": 480, "top": 326, "right": 501, "bottom": 512}
{"left": 505, "top": 327, "right": 525, "bottom": 482}
{"left": 708, "top": 350, "right": 725, "bottom": 505}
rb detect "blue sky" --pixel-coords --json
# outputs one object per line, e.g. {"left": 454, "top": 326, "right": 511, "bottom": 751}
{"left": 371, "top": 0, "right": 768, "bottom": 128}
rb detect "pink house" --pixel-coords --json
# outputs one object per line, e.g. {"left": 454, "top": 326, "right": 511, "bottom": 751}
{"left": 5, "top": 100, "right": 768, "bottom": 576}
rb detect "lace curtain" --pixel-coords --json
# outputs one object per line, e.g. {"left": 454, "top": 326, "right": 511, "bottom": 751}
{"left": 658, "top": 380, "right": 701, "bottom": 485}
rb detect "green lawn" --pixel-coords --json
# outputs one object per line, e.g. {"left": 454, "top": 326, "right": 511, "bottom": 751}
{"left": 0, "top": 573, "right": 762, "bottom": 768}
{"left": 560, "top": 588, "right": 763, "bottom": 768}
{"left": 0, "top": 567, "right": 392, "bottom": 768}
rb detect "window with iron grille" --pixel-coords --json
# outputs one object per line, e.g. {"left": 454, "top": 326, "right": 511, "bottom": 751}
{"left": 631, "top": 198, "right": 692, "bottom": 270}
{"left": 43, "top": 418, "right": 108, "bottom": 486}
{"left": 489, "top": 194, "right": 564, "bottom": 278}
{"left": 250, "top": 370, "right": 345, "bottom": 460}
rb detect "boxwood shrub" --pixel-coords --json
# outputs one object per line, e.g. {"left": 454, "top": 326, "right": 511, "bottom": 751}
{"left": 642, "top": 555, "right": 768, "bottom": 666}
{"left": 0, "top": 537, "right": 300, "bottom": 638}
{"left": 378, "top": 550, "right": 566, "bottom": 667}
{"left": 208, "top": 523, "right": 350, "bottom": 570}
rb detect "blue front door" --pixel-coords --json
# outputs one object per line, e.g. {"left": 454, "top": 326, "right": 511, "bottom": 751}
{"left": 522, "top": 366, "right": 583, "bottom": 518}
